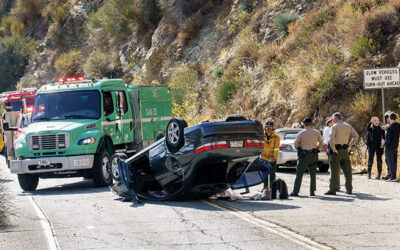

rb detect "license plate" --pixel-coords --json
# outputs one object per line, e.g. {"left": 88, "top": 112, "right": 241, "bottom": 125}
{"left": 230, "top": 140, "right": 243, "bottom": 148}
{"left": 38, "top": 160, "right": 51, "bottom": 166}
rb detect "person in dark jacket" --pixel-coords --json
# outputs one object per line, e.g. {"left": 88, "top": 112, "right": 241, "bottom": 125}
{"left": 384, "top": 113, "right": 400, "bottom": 181}
{"left": 382, "top": 111, "right": 392, "bottom": 179}
{"left": 366, "top": 117, "right": 385, "bottom": 179}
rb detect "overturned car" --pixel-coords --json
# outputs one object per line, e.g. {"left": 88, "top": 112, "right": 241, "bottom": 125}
{"left": 110, "top": 116, "right": 270, "bottom": 202}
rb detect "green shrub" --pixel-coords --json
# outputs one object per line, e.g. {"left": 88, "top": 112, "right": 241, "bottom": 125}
{"left": 350, "top": 35, "right": 383, "bottom": 58}
{"left": 0, "top": 36, "right": 38, "bottom": 92}
{"left": 213, "top": 67, "right": 223, "bottom": 78}
{"left": 274, "top": 12, "right": 298, "bottom": 39}
{"left": 216, "top": 80, "right": 237, "bottom": 104}
{"left": 50, "top": 4, "right": 70, "bottom": 26}
{"left": 239, "top": 2, "right": 250, "bottom": 12}
{"left": 54, "top": 49, "right": 83, "bottom": 76}
{"left": 12, "top": 0, "right": 46, "bottom": 27}
{"left": 169, "top": 67, "right": 198, "bottom": 105}
{"left": 0, "top": 16, "right": 24, "bottom": 36}
{"left": 84, "top": 49, "right": 115, "bottom": 78}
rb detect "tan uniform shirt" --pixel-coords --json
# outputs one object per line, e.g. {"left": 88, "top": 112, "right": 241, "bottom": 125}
{"left": 294, "top": 127, "right": 324, "bottom": 150}
{"left": 265, "top": 117, "right": 284, "bottom": 129}
{"left": 329, "top": 121, "right": 359, "bottom": 151}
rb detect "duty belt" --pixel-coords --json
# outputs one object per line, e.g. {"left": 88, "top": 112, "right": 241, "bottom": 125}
{"left": 335, "top": 144, "right": 349, "bottom": 150}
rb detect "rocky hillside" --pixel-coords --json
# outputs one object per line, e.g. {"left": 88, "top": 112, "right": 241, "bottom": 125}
{"left": 1, "top": 0, "right": 400, "bottom": 129}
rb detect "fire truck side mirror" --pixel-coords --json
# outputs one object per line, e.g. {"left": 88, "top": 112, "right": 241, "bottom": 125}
{"left": 21, "top": 98, "right": 27, "bottom": 114}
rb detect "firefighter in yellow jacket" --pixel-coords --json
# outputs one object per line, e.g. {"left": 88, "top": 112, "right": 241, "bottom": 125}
{"left": 261, "top": 121, "right": 280, "bottom": 190}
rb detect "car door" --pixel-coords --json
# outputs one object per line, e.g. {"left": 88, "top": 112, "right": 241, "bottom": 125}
{"left": 115, "top": 91, "right": 132, "bottom": 144}
{"left": 102, "top": 91, "right": 119, "bottom": 144}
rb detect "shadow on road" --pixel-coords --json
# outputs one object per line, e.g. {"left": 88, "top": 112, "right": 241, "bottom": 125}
{"left": 316, "top": 192, "right": 389, "bottom": 202}
{"left": 145, "top": 199, "right": 300, "bottom": 212}
{"left": 17, "top": 179, "right": 109, "bottom": 196}
{"left": 0, "top": 178, "right": 13, "bottom": 183}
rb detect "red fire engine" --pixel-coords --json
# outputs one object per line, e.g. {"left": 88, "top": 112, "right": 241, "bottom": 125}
{"left": 0, "top": 88, "right": 36, "bottom": 113}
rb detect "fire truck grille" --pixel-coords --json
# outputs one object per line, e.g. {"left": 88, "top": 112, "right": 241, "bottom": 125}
{"left": 28, "top": 133, "right": 69, "bottom": 151}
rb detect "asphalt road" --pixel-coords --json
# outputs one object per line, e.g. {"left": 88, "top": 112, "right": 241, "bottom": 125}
{"left": 1, "top": 158, "right": 400, "bottom": 250}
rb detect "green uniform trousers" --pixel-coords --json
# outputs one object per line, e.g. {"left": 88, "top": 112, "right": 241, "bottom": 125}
{"left": 293, "top": 152, "right": 317, "bottom": 194}
{"left": 329, "top": 148, "right": 352, "bottom": 193}
{"left": 264, "top": 161, "right": 277, "bottom": 188}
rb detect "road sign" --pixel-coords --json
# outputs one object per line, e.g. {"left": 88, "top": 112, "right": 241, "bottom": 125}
{"left": 364, "top": 67, "right": 400, "bottom": 122}
{"left": 363, "top": 68, "right": 400, "bottom": 89}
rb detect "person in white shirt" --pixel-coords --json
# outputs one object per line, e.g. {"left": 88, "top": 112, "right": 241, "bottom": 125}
{"left": 323, "top": 119, "right": 333, "bottom": 145}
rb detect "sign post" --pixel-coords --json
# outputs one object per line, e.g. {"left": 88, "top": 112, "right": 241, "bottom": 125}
{"left": 363, "top": 67, "right": 400, "bottom": 122}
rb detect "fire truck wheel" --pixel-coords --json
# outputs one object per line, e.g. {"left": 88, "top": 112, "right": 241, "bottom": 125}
{"left": 111, "top": 153, "right": 128, "bottom": 182}
{"left": 166, "top": 118, "right": 187, "bottom": 153}
{"left": 92, "top": 148, "right": 112, "bottom": 187}
{"left": 18, "top": 174, "right": 39, "bottom": 191}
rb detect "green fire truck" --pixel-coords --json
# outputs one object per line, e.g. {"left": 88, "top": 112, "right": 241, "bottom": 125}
{"left": 8, "top": 79, "right": 172, "bottom": 191}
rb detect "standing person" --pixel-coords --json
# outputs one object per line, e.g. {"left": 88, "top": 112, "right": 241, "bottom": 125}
{"left": 384, "top": 113, "right": 400, "bottom": 181}
{"left": 265, "top": 110, "right": 284, "bottom": 129}
{"left": 366, "top": 117, "right": 385, "bottom": 179}
{"left": 290, "top": 118, "right": 324, "bottom": 196}
{"left": 325, "top": 112, "right": 359, "bottom": 195}
{"left": 323, "top": 119, "right": 333, "bottom": 146}
{"left": 382, "top": 111, "right": 392, "bottom": 180}
{"left": 261, "top": 121, "right": 280, "bottom": 196}
{"left": 323, "top": 118, "right": 340, "bottom": 191}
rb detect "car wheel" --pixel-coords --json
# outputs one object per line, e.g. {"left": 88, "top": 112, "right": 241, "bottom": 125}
{"left": 166, "top": 118, "right": 187, "bottom": 153}
{"left": 111, "top": 153, "right": 128, "bottom": 182}
{"left": 319, "top": 164, "right": 329, "bottom": 172}
{"left": 18, "top": 174, "right": 39, "bottom": 191}
{"left": 225, "top": 114, "right": 247, "bottom": 122}
{"left": 92, "top": 148, "right": 112, "bottom": 187}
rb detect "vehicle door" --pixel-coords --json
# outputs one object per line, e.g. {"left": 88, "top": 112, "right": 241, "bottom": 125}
{"left": 115, "top": 91, "right": 132, "bottom": 144}
{"left": 102, "top": 91, "right": 119, "bottom": 144}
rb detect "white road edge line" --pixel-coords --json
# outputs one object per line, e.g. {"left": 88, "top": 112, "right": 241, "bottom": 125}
{"left": 203, "top": 199, "right": 332, "bottom": 250}
{"left": 28, "top": 196, "right": 60, "bottom": 250}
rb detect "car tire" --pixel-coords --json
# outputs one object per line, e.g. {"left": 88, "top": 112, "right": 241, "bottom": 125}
{"left": 225, "top": 114, "right": 247, "bottom": 122}
{"left": 166, "top": 118, "right": 187, "bottom": 153}
{"left": 111, "top": 153, "right": 128, "bottom": 182}
{"left": 92, "top": 148, "right": 112, "bottom": 187}
{"left": 319, "top": 164, "right": 329, "bottom": 172}
{"left": 18, "top": 174, "right": 39, "bottom": 191}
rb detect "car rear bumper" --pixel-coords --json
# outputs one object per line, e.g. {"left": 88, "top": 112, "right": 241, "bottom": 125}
{"left": 277, "top": 151, "right": 329, "bottom": 167}
{"left": 10, "top": 155, "right": 94, "bottom": 174}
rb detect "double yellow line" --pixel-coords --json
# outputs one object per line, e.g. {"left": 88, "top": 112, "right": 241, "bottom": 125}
{"left": 202, "top": 199, "right": 332, "bottom": 250}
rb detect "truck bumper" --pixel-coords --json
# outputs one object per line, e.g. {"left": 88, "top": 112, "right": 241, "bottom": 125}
{"left": 10, "top": 155, "right": 95, "bottom": 174}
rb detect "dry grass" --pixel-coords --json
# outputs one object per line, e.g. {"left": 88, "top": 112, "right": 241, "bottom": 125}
{"left": 0, "top": 176, "right": 10, "bottom": 225}
{"left": 258, "top": 42, "right": 280, "bottom": 67}
{"left": 176, "top": 12, "right": 203, "bottom": 46}
{"left": 234, "top": 27, "right": 259, "bottom": 64}
{"left": 349, "top": 91, "right": 378, "bottom": 130}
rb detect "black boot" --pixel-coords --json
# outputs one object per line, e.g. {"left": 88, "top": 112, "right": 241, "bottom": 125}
{"left": 368, "top": 165, "right": 372, "bottom": 179}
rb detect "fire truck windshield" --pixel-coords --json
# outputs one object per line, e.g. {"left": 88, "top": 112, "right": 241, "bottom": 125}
{"left": 9, "top": 98, "right": 34, "bottom": 111}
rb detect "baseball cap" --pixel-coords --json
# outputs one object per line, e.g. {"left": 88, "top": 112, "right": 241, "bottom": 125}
{"left": 264, "top": 121, "right": 274, "bottom": 127}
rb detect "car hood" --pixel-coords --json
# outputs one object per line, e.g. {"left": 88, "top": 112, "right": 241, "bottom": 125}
{"left": 25, "top": 120, "right": 97, "bottom": 135}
